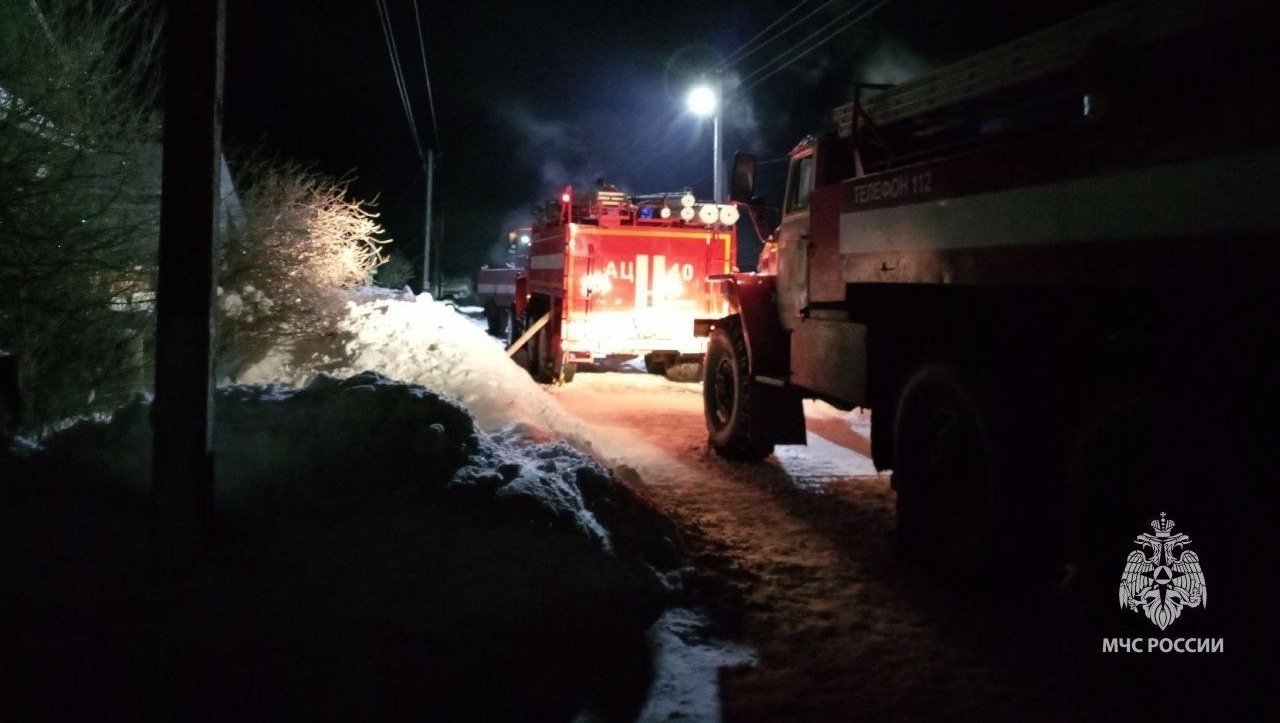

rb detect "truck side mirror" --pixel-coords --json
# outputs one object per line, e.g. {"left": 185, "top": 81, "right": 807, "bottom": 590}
{"left": 730, "top": 152, "right": 757, "bottom": 204}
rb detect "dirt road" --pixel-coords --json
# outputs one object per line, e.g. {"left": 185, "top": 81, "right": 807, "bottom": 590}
{"left": 548, "top": 370, "right": 1266, "bottom": 722}
{"left": 550, "top": 372, "right": 1028, "bottom": 721}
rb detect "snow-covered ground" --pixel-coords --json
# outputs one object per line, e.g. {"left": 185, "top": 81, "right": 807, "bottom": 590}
{"left": 4, "top": 340, "right": 681, "bottom": 718}
{"left": 636, "top": 608, "right": 756, "bottom": 723}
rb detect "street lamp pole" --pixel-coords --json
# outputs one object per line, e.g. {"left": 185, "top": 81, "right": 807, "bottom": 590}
{"left": 712, "top": 73, "right": 723, "bottom": 203}
{"left": 687, "top": 77, "right": 724, "bottom": 203}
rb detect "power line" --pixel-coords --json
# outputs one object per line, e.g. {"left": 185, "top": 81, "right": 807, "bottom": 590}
{"left": 616, "top": 3, "right": 822, "bottom": 177}
{"left": 374, "top": 0, "right": 425, "bottom": 162}
{"left": 717, "top": 0, "right": 814, "bottom": 68}
{"left": 737, "top": 0, "right": 875, "bottom": 88}
{"left": 376, "top": 0, "right": 421, "bottom": 156}
{"left": 618, "top": 2, "right": 829, "bottom": 188}
{"left": 613, "top": 108, "right": 680, "bottom": 176}
{"left": 624, "top": 0, "right": 888, "bottom": 188}
{"left": 739, "top": 0, "right": 894, "bottom": 93}
{"left": 409, "top": 0, "right": 441, "bottom": 150}
{"left": 718, "top": 0, "right": 838, "bottom": 72}
{"left": 615, "top": 115, "right": 698, "bottom": 182}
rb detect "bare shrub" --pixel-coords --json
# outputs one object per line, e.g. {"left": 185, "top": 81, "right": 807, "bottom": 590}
{"left": 217, "top": 158, "right": 388, "bottom": 376}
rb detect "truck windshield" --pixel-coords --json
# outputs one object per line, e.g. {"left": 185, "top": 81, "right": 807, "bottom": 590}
{"left": 786, "top": 155, "right": 816, "bottom": 213}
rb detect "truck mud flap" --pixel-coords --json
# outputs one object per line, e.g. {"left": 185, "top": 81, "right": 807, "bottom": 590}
{"left": 749, "top": 378, "right": 806, "bottom": 445}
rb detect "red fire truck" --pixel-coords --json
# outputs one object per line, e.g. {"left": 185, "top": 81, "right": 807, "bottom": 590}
{"left": 477, "top": 229, "right": 530, "bottom": 337}
{"left": 479, "top": 185, "right": 739, "bottom": 383}
{"left": 706, "top": 0, "right": 1279, "bottom": 582}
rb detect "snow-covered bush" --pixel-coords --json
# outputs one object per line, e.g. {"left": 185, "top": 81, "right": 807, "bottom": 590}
{"left": 0, "top": 1, "right": 162, "bottom": 430}
{"left": 217, "top": 158, "right": 388, "bottom": 377}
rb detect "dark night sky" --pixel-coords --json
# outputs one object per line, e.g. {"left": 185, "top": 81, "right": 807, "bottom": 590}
{"left": 223, "top": 0, "right": 1102, "bottom": 283}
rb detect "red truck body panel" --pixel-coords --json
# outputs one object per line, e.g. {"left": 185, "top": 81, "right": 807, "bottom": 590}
{"left": 529, "top": 221, "right": 734, "bottom": 358}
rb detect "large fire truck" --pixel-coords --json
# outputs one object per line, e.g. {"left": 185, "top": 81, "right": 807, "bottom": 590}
{"left": 705, "top": 0, "right": 1279, "bottom": 583}
{"left": 479, "top": 185, "right": 738, "bottom": 382}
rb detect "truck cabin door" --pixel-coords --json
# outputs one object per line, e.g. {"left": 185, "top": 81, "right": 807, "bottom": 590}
{"left": 776, "top": 150, "right": 815, "bottom": 330}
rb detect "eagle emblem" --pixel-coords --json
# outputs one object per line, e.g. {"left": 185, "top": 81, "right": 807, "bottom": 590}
{"left": 1118, "top": 512, "right": 1207, "bottom": 630}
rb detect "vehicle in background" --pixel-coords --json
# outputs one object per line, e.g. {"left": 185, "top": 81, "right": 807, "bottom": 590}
{"left": 479, "top": 184, "right": 739, "bottom": 382}
{"left": 477, "top": 228, "right": 531, "bottom": 336}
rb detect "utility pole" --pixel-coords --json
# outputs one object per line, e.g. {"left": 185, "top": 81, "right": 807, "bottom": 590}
{"left": 433, "top": 215, "right": 444, "bottom": 298}
{"left": 152, "top": 0, "right": 224, "bottom": 577}
{"left": 422, "top": 149, "right": 435, "bottom": 296}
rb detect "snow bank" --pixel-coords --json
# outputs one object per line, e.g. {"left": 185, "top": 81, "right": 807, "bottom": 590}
{"left": 36, "top": 371, "right": 666, "bottom": 561}
{"left": 234, "top": 289, "right": 584, "bottom": 437}
{"left": 9, "top": 372, "right": 678, "bottom": 718}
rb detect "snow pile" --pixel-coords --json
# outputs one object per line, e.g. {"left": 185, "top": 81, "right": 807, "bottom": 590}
{"left": 10, "top": 372, "right": 678, "bottom": 717}
{"left": 454, "top": 430, "right": 614, "bottom": 549}
{"left": 37, "top": 371, "right": 661, "bottom": 560}
{"left": 234, "top": 289, "right": 583, "bottom": 436}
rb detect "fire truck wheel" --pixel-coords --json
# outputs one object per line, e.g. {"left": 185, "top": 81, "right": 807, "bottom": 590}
{"left": 528, "top": 327, "right": 554, "bottom": 383}
{"left": 892, "top": 363, "right": 1002, "bottom": 582}
{"left": 506, "top": 305, "right": 523, "bottom": 347}
{"left": 561, "top": 361, "right": 577, "bottom": 383}
{"left": 485, "top": 303, "right": 507, "bottom": 337}
{"left": 643, "top": 351, "right": 678, "bottom": 375}
{"left": 704, "top": 317, "right": 773, "bottom": 461}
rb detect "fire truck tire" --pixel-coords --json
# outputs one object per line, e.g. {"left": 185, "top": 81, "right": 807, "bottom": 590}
{"left": 527, "top": 327, "right": 553, "bottom": 383}
{"left": 704, "top": 317, "right": 773, "bottom": 461}
{"left": 643, "top": 352, "right": 677, "bottom": 375}
{"left": 892, "top": 363, "right": 1003, "bottom": 582}
{"left": 643, "top": 354, "right": 662, "bottom": 375}
{"left": 507, "top": 305, "right": 523, "bottom": 347}
{"left": 561, "top": 361, "right": 577, "bottom": 384}
{"left": 485, "top": 303, "right": 507, "bottom": 337}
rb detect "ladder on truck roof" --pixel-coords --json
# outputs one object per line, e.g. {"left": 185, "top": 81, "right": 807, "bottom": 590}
{"left": 834, "top": 0, "right": 1256, "bottom": 138}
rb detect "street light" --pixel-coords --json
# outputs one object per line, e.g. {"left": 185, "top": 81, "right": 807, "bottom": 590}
{"left": 687, "top": 78, "right": 723, "bottom": 203}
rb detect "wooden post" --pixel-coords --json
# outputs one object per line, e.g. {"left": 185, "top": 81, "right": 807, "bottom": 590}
{"left": 152, "top": 0, "right": 224, "bottom": 576}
